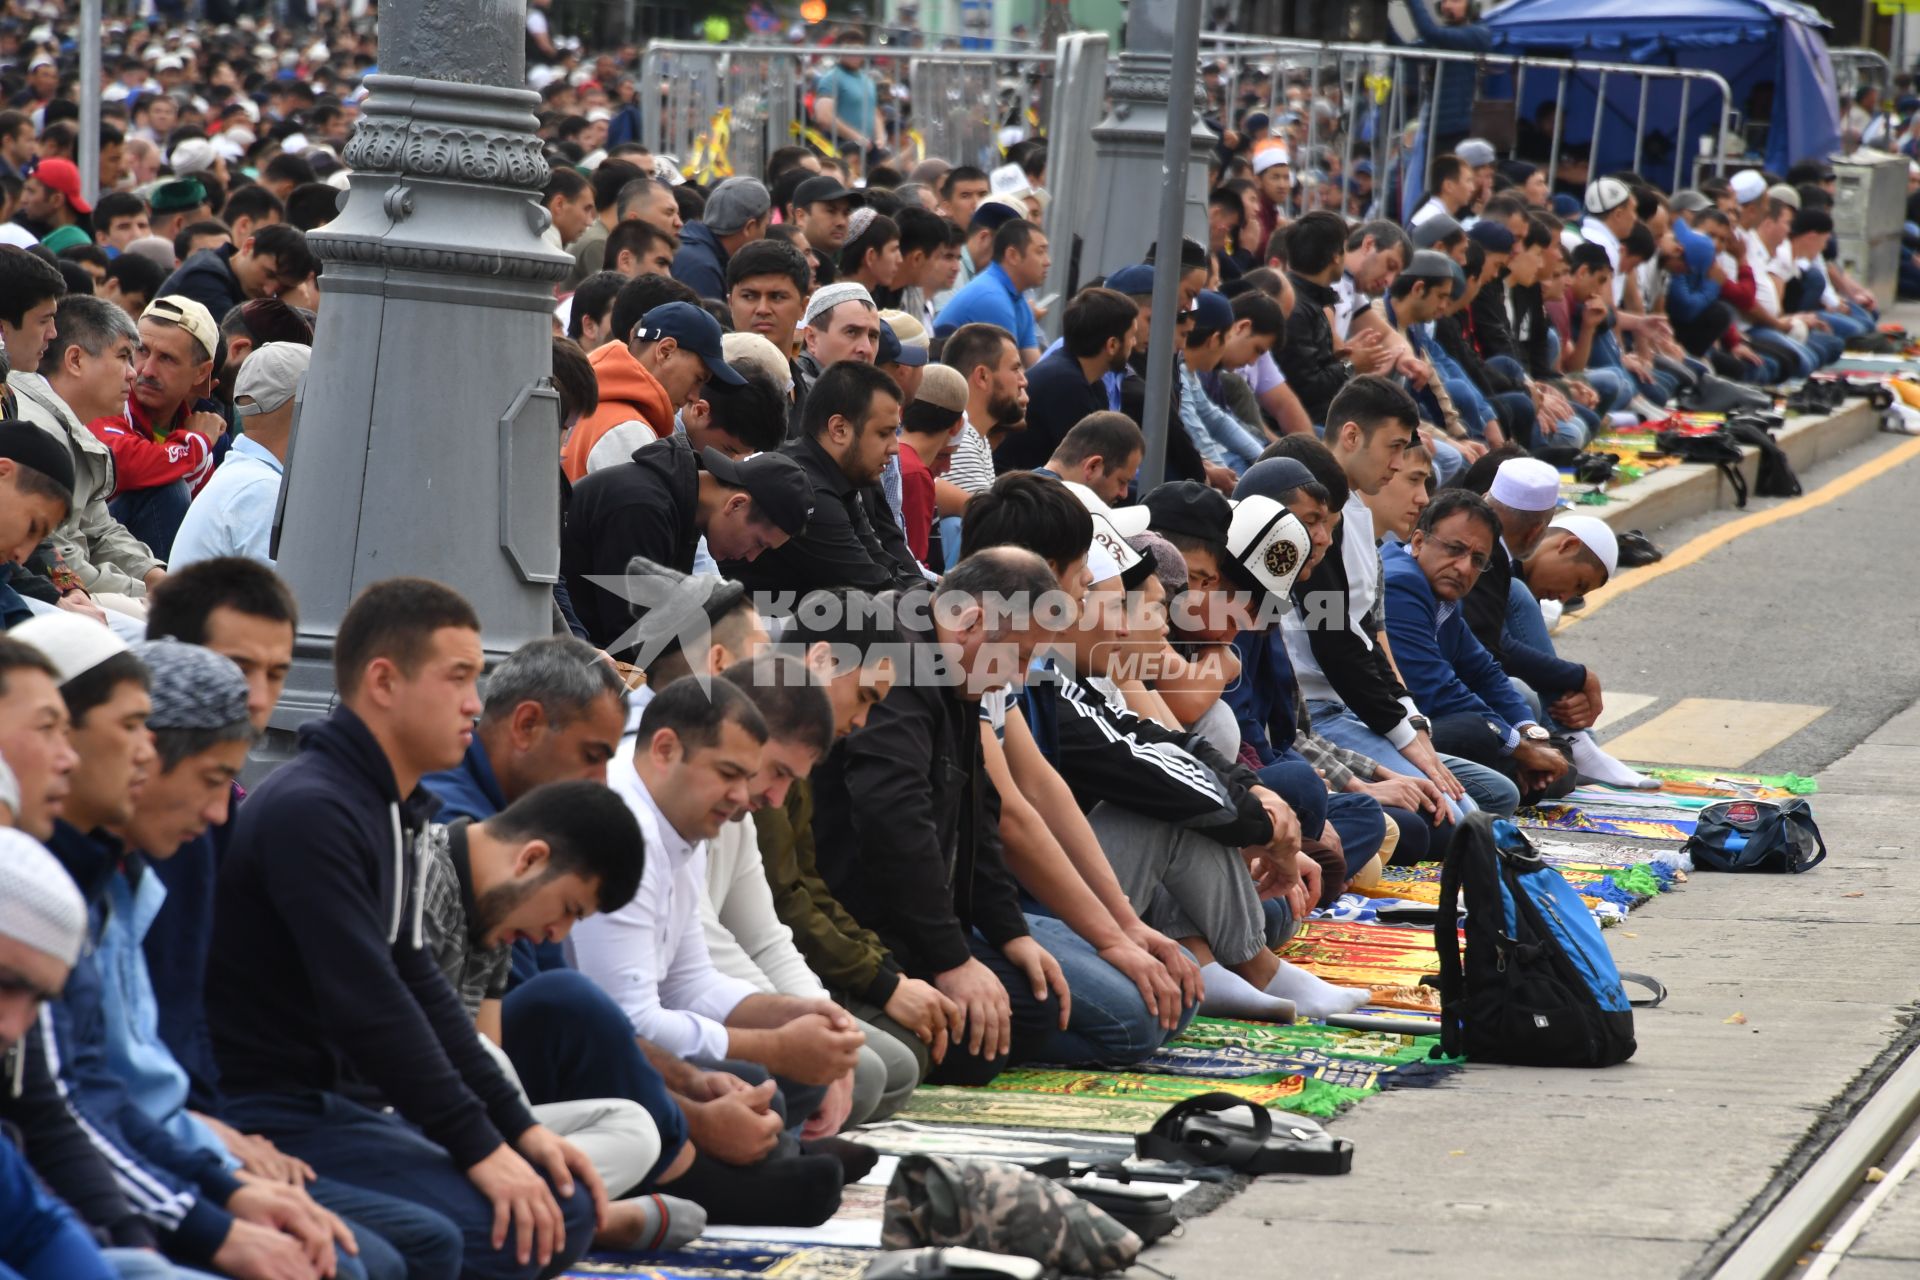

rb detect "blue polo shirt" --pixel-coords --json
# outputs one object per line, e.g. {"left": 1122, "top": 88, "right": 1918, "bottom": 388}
{"left": 934, "top": 260, "right": 1039, "bottom": 351}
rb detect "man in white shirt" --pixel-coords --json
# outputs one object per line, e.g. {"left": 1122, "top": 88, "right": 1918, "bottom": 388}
{"left": 570, "top": 676, "right": 867, "bottom": 1138}
{"left": 700, "top": 654, "right": 925, "bottom": 1135}
{"left": 1411, "top": 153, "right": 1476, "bottom": 228}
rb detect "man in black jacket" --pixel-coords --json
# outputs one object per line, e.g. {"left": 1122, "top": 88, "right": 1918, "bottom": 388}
{"left": 1278, "top": 212, "right": 1385, "bottom": 427}
{"left": 810, "top": 548, "right": 1067, "bottom": 1085}
{"left": 563, "top": 430, "right": 813, "bottom": 654}
{"left": 994, "top": 286, "right": 1137, "bottom": 473}
{"left": 206, "top": 579, "right": 606, "bottom": 1280}
{"left": 722, "top": 362, "right": 925, "bottom": 598}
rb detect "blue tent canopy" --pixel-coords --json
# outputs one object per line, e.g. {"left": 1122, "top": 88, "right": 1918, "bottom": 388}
{"left": 1480, "top": 0, "right": 1840, "bottom": 182}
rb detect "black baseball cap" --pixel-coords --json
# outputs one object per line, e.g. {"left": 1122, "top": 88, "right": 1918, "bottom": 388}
{"left": 0, "top": 419, "right": 76, "bottom": 499}
{"left": 1143, "top": 481, "right": 1233, "bottom": 544}
{"left": 700, "top": 447, "right": 813, "bottom": 536}
{"left": 792, "top": 174, "right": 865, "bottom": 209}
{"left": 633, "top": 302, "right": 746, "bottom": 386}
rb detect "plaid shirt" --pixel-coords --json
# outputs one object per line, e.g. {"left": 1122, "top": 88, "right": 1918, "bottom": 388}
{"left": 419, "top": 821, "right": 511, "bottom": 1021}
{"left": 1292, "top": 684, "right": 1381, "bottom": 792}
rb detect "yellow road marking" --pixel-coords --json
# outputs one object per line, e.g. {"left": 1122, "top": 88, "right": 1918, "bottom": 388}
{"left": 1561, "top": 433, "right": 1920, "bottom": 628}
{"left": 1601, "top": 697, "right": 1828, "bottom": 768}
{"left": 1589, "top": 692, "right": 1659, "bottom": 733}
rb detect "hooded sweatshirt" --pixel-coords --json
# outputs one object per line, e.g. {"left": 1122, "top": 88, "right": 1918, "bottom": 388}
{"left": 1665, "top": 223, "right": 1725, "bottom": 326}
{"left": 561, "top": 341, "right": 674, "bottom": 483}
{"left": 205, "top": 706, "right": 536, "bottom": 1170}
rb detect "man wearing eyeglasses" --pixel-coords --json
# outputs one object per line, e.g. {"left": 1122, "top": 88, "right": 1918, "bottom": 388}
{"left": 1380, "top": 487, "right": 1571, "bottom": 805}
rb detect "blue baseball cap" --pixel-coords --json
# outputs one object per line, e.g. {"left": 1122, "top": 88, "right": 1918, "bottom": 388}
{"left": 1467, "top": 220, "right": 1516, "bottom": 254}
{"left": 632, "top": 302, "right": 745, "bottom": 386}
{"left": 1105, "top": 263, "right": 1156, "bottom": 297}
{"left": 1189, "top": 289, "right": 1233, "bottom": 334}
{"left": 1352, "top": 158, "right": 1374, "bottom": 177}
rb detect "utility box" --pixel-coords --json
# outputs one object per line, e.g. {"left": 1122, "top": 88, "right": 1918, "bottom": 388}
{"left": 1833, "top": 148, "right": 1906, "bottom": 308}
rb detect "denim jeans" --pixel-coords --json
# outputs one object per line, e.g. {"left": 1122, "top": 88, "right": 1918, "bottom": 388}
{"left": 308, "top": 1177, "right": 464, "bottom": 1280}
{"left": 109, "top": 481, "right": 192, "bottom": 562}
{"left": 1747, "top": 327, "right": 1821, "bottom": 381}
{"left": 969, "top": 913, "right": 1189, "bottom": 1070}
{"left": 222, "top": 1091, "right": 595, "bottom": 1280}
{"left": 1304, "top": 699, "right": 1522, "bottom": 818}
{"left": 1254, "top": 754, "right": 1387, "bottom": 876}
{"left": 501, "top": 968, "right": 689, "bottom": 1188}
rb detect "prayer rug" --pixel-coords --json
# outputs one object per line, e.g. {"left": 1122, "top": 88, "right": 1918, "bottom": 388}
{"left": 1562, "top": 785, "right": 1717, "bottom": 811}
{"left": 1627, "top": 766, "right": 1816, "bottom": 798}
{"left": 849, "top": 1121, "right": 1135, "bottom": 1166}
{"left": 1514, "top": 804, "right": 1697, "bottom": 841}
{"left": 1277, "top": 920, "right": 1447, "bottom": 988}
{"left": 561, "top": 1241, "right": 874, "bottom": 1278}
{"left": 912, "top": 1067, "right": 1374, "bottom": 1124}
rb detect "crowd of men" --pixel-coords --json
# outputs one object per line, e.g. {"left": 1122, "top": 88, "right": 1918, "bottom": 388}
{"left": 0, "top": 5, "right": 1903, "bottom": 1279}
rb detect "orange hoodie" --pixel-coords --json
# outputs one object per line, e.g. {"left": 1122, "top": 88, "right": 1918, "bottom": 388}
{"left": 562, "top": 341, "right": 675, "bottom": 483}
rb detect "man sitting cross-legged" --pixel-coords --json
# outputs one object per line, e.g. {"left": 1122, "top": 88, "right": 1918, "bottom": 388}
{"left": 752, "top": 591, "right": 968, "bottom": 1086}
{"left": 809, "top": 549, "right": 1074, "bottom": 1084}
{"left": 422, "top": 632, "right": 849, "bottom": 1229}
{"left": 568, "top": 675, "right": 865, "bottom": 1204}
{"left": 702, "top": 653, "right": 927, "bottom": 1133}
{"left": 986, "top": 486, "right": 1364, "bottom": 1021}
{"left": 414, "top": 779, "right": 710, "bottom": 1251}
{"left": 205, "top": 578, "right": 604, "bottom": 1280}
{"left": 1382, "top": 490, "right": 1571, "bottom": 807}
{"left": 949, "top": 475, "right": 1210, "bottom": 1042}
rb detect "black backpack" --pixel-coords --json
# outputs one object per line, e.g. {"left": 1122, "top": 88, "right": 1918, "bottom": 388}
{"left": 1434, "top": 815, "right": 1662, "bottom": 1068}
{"left": 1721, "top": 418, "right": 1802, "bottom": 499}
{"left": 1682, "top": 798, "right": 1826, "bottom": 873}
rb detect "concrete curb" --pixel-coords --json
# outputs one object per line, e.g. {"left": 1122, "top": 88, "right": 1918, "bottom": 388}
{"left": 1589, "top": 401, "right": 1880, "bottom": 535}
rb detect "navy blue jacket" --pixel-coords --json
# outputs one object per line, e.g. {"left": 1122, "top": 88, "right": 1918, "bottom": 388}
{"left": 206, "top": 706, "right": 536, "bottom": 1170}
{"left": 1402, "top": 0, "right": 1490, "bottom": 141}
{"left": 157, "top": 246, "right": 245, "bottom": 321}
{"left": 670, "top": 221, "right": 730, "bottom": 301}
{"left": 1380, "top": 543, "right": 1535, "bottom": 736}
{"left": 44, "top": 823, "right": 238, "bottom": 1265}
{"left": 144, "top": 804, "right": 236, "bottom": 1115}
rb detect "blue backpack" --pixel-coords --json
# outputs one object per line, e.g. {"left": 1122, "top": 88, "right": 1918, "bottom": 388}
{"left": 1433, "top": 816, "right": 1662, "bottom": 1068}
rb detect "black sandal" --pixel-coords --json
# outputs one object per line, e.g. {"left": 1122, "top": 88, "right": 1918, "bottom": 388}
{"left": 1134, "top": 1093, "right": 1353, "bottom": 1175}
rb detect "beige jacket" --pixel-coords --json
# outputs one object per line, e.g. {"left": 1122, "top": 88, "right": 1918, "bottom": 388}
{"left": 8, "top": 372, "right": 161, "bottom": 596}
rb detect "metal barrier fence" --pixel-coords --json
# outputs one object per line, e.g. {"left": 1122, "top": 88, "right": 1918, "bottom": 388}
{"left": 639, "top": 33, "right": 1744, "bottom": 204}
{"left": 1196, "top": 36, "right": 1738, "bottom": 209}
{"left": 636, "top": 41, "right": 1050, "bottom": 183}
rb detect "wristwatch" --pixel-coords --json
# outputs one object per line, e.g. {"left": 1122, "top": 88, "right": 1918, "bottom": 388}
{"left": 1521, "top": 725, "right": 1552, "bottom": 743}
{"left": 1407, "top": 715, "right": 1432, "bottom": 735}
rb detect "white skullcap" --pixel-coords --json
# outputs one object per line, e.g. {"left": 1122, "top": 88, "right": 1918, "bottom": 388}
{"left": 10, "top": 614, "right": 130, "bottom": 686}
{"left": 0, "top": 828, "right": 88, "bottom": 967}
{"left": 1551, "top": 515, "right": 1619, "bottom": 580}
{"left": 801, "top": 282, "right": 875, "bottom": 330}
{"left": 1730, "top": 169, "right": 1768, "bottom": 205}
{"left": 1252, "top": 146, "right": 1292, "bottom": 175}
{"left": 1489, "top": 457, "right": 1562, "bottom": 513}
{"left": 169, "top": 137, "right": 218, "bottom": 176}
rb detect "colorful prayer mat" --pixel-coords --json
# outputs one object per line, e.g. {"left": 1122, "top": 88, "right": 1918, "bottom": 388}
{"left": 1626, "top": 766, "right": 1815, "bottom": 798}
{"left": 1363, "top": 985, "right": 1443, "bottom": 1014}
{"left": 907, "top": 1065, "right": 1372, "bottom": 1124}
{"left": 1514, "top": 804, "right": 1697, "bottom": 841}
{"left": 561, "top": 1241, "right": 873, "bottom": 1279}
{"left": 1135, "top": 1017, "right": 1455, "bottom": 1091}
{"left": 849, "top": 1121, "right": 1134, "bottom": 1166}
{"left": 1563, "top": 785, "right": 1717, "bottom": 811}
{"left": 1277, "top": 920, "right": 1446, "bottom": 988}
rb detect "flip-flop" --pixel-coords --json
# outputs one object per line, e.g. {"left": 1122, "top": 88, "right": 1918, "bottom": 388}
{"left": 1134, "top": 1093, "right": 1353, "bottom": 1175}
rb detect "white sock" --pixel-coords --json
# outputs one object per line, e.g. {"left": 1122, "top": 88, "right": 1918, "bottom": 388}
{"left": 1199, "top": 962, "right": 1297, "bottom": 1023}
{"left": 1570, "top": 731, "right": 1660, "bottom": 790}
{"left": 1539, "top": 599, "right": 1563, "bottom": 630}
{"left": 1264, "top": 961, "right": 1369, "bottom": 1019}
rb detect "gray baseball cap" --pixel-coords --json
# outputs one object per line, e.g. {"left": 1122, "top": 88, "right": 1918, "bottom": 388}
{"left": 703, "top": 177, "right": 771, "bottom": 235}
{"left": 234, "top": 341, "right": 312, "bottom": 417}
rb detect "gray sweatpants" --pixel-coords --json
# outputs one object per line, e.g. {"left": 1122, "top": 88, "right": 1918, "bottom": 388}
{"left": 1086, "top": 802, "right": 1267, "bottom": 968}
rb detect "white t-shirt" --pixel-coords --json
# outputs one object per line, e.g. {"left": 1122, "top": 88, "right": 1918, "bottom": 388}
{"left": 1580, "top": 217, "right": 1627, "bottom": 306}
{"left": 1411, "top": 198, "right": 1448, "bottom": 227}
